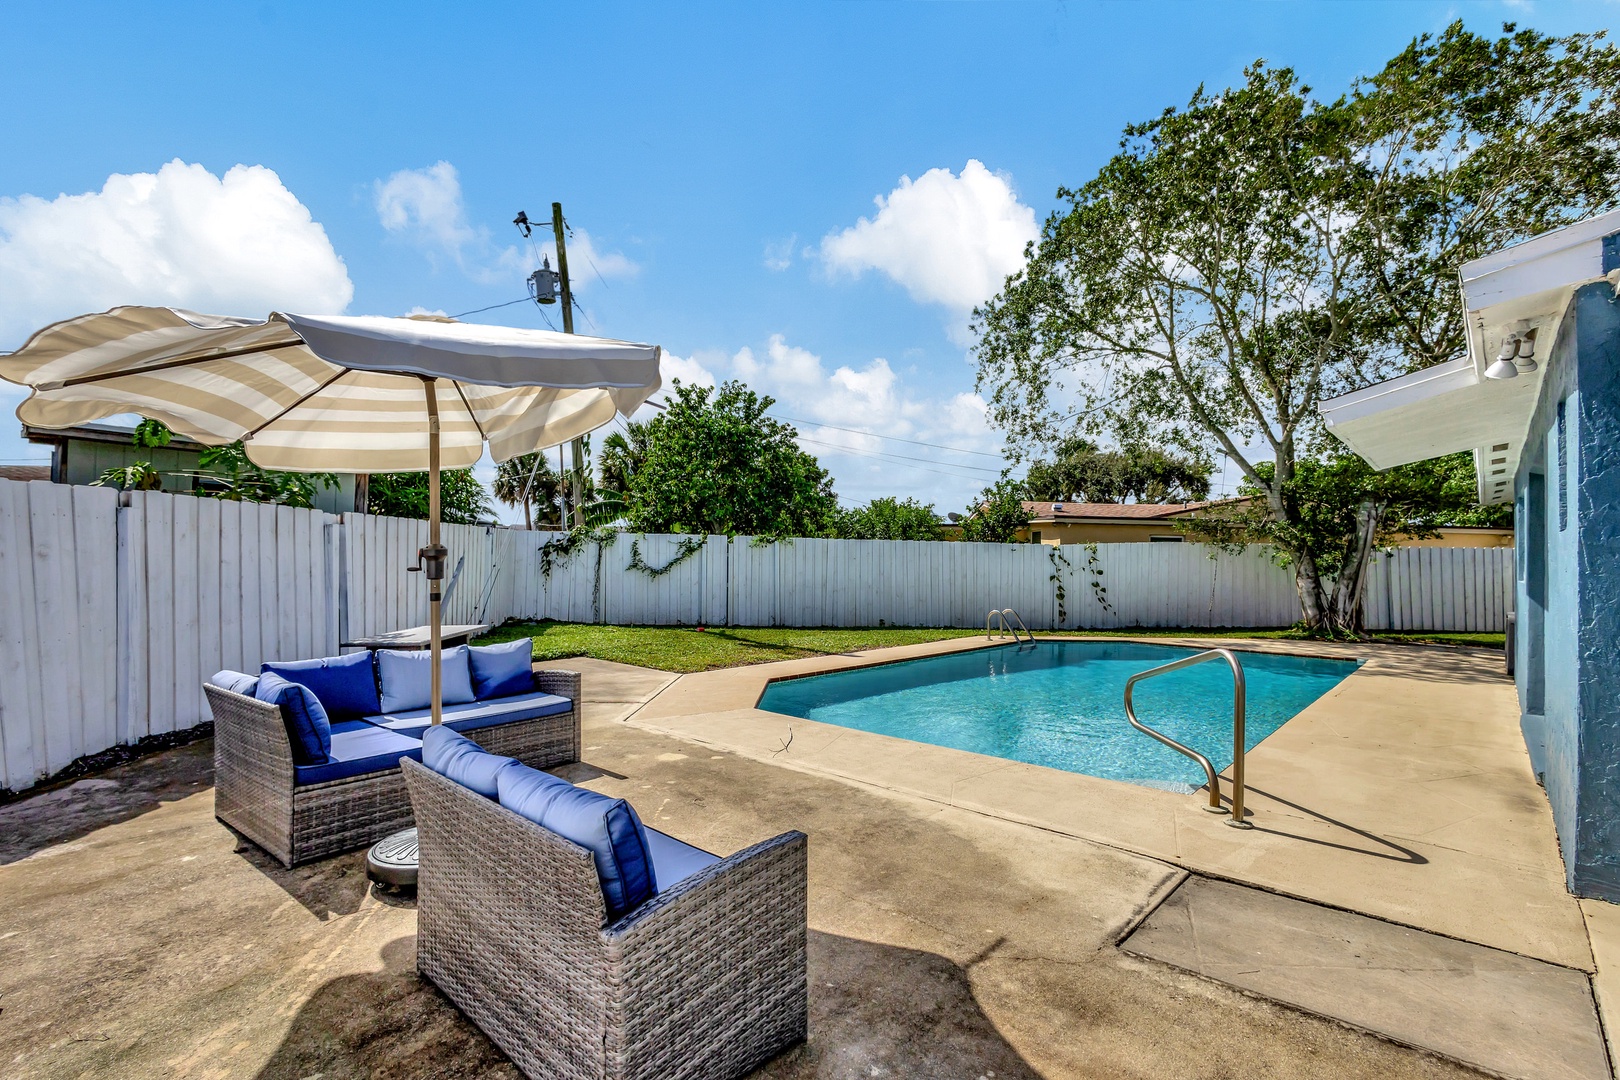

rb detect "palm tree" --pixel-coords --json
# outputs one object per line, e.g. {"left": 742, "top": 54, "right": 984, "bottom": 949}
{"left": 599, "top": 421, "right": 652, "bottom": 496}
{"left": 494, "top": 452, "right": 565, "bottom": 530}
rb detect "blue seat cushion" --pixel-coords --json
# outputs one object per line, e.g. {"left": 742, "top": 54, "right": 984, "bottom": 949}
{"left": 469, "top": 638, "right": 535, "bottom": 700}
{"left": 293, "top": 725, "right": 422, "bottom": 785}
{"left": 208, "top": 669, "right": 259, "bottom": 697}
{"left": 360, "top": 690, "right": 573, "bottom": 739}
{"left": 421, "top": 726, "right": 518, "bottom": 799}
{"left": 643, "top": 827, "right": 721, "bottom": 892}
{"left": 255, "top": 671, "right": 333, "bottom": 765}
{"left": 377, "top": 646, "right": 476, "bottom": 713}
{"left": 262, "top": 652, "right": 380, "bottom": 719}
{"left": 497, "top": 764, "right": 656, "bottom": 920}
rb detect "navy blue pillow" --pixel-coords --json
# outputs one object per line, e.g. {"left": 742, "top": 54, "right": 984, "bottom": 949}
{"left": 421, "top": 726, "right": 519, "bottom": 799}
{"left": 262, "top": 652, "right": 380, "bottom": 718}
{"left": 469, "top": 639, "right": 535, "bottom": 699}
{"left": 255, "top": 671, "right": 333, "bottom": 765}
{"left": 497, "top": 763, "right": 657, "bottom": 920}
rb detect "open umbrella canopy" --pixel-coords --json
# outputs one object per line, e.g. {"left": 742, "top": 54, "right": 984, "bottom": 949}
{"left": 0, "top": 306, "right": 662, "bottom": 472}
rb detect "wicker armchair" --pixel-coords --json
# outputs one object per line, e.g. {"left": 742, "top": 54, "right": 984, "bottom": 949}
{"left": 400, "top": 758, "right": 808, "bottom": 1080}
{"left": 207, "top": 670, "right": 582, "bottom": 867}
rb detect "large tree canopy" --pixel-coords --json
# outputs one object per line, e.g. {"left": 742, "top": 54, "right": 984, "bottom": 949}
{"left": 974, "top": 23, "right": 1620, "bottom": 632}
{"left": 622, "top": 380, "right": 839, "bottom": 538}
{"left": 1024, "top": 437, "right": 1211, "bottom": 504}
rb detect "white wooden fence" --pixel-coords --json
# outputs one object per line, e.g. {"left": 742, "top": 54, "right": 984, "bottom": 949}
{"left": 0, "top": 475, "right": 1513, "bottom": 792}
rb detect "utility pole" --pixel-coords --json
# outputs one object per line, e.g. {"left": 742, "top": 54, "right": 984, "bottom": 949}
{"left": 551, "top": 202, "right": 586, "bottom": 529}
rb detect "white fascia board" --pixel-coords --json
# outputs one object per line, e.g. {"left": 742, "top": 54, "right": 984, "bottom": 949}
{"left": 1319, "top": 357, "right": 1477, "bottom": 428}
{"left": 1459, "top": 207, "right": 1620, "bottom": 310}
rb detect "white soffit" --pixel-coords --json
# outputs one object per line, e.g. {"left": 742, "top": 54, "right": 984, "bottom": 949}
{"left": 1320, "top": 208, "right": 1620, "bottom": 505}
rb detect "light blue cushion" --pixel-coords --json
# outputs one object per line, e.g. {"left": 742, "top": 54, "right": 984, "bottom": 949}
{"left": 262, "top": 651, "right": 379, "bottom": 718}
{"left": 255, "top": 671, "right": 332, "bottom": 765}
{"left": 377, "top": 646, "right": 476, "bottom": 713}
{"left": 469, "top": 638, "right": 535, "bottom": 700}
{"left": 421, "top": 726, "right": 518, "bottom": 799}
{"left": 497, "top": 763, "right": 657, "bottom": 920}
{"left": 208, "top": 669, "right": 259, "bottom": 697}
{"left": 643, "top": 827, "right": 721, "bottom": 892}
{"left": 361, "top": 690, "right": 573, "bottom": 738}
{"left": 293, "top": 725, "right": 421, "bottom": 785}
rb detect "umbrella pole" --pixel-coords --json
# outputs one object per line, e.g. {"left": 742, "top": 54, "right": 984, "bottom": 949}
{"left": 424, "top": 379, "right": 444, "bottom": 726}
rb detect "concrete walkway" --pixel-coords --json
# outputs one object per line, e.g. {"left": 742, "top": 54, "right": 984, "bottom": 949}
{"left": 0, "top": 654, "right": 1498, "bottom": 1079}
{"left": 1124, "top": 876, "right": 1609, "bottom": 1080}
{"left": 631, "top": 636, "right": 1591, "bottom": 971}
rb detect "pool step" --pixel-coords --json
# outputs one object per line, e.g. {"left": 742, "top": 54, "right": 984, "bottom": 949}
{"left": 1120, "top": 875, "right": 1610, "bottom": 1080}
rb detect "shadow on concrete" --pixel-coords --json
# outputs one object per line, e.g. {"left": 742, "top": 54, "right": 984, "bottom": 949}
{"left": 0, "top": 739, "right": 214, "bottom": 864}
{"left": 228, "top": 834, "right": 375, "bottom": 920}
{"left": 1359, "top": 647, "right": 1510, "bottom": 686}
{"left": 1241, "top": 784, "right": 1428, "bottom": 864}
{"left": 252, "top": 931, "right": 1040, "bottom": 1080}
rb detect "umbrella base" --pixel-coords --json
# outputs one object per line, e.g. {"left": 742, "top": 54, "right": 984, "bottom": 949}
{"left": 366, "top": 827, "right": 418, "bottom": 889}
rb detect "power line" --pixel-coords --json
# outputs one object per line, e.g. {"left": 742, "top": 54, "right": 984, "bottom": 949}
{"left": 794, "top": 434, "right": 1002, "bottom": 480}
{"left": 767, "top": 412, "right": 1005, "bottom": 459}
{"left": 451, "top": 296, "right": 532, "bottom": 319}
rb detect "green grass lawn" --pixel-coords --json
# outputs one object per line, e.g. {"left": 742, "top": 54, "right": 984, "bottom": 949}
{"left": 476, "top": 620, "right": 1504, "bottom": 674}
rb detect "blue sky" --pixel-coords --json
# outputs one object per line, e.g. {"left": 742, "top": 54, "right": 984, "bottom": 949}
{"left": 1, "top": 1, "right": 1609, "bottom": 520}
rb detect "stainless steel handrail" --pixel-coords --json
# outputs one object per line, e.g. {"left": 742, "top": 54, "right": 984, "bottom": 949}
{"left": 985, "top": 608, "right": 1033, "bottom": 644}
{"left": 1123, "top": 648, "right": 1250, "bottom": 828}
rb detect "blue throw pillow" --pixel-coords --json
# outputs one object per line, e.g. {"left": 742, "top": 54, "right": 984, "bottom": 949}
{"left": 262, "top": 652, "right": 380, "bottom": 718}
{"left": 469, "top": 639, "right": 535, "bottom": 700}
{"left": 376, "top": 646, "right": 476, "bottom": 713}
{"left": 255, "top": 671, "right": 333, "bottom": 765}
{"left": 421, "top": 726, "right": 518, "bottom": 799}
{"left": 208, "top": 669, "right": 259, "bottom": 696}
{"left": 497, "top": 763, "right": 657, "bottom": 920}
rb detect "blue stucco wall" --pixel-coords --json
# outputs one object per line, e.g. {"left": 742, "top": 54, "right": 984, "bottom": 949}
{"left": 1517, "top": 280, "right": 1620, "bottom": 898}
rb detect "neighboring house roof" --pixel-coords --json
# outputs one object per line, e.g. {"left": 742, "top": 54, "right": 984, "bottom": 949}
{"left": 1022, "top": 500, "right": 1227, "bottom": 522}
{"left": 0, "top": 464, "right": 50, "bottom": 482}
{"left": 24, "top": 421, "right": 207, "bottom": 449}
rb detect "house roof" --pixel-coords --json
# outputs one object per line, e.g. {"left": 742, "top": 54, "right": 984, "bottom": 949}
{"left": 24, "top": 421, "right": 206, "bottom": 449}
{"left": 0, "top": 464, "right": 50, "bottom": 482}
{"left": 1022, "top": 500, "right": 1217, "bottom": 522}
{"left": 1320, "top": 206, "right": 1620, "bottom": 505}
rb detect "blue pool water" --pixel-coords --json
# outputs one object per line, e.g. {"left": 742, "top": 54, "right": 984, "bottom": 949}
{"left": 756, "top": 642, "right": 1358, "bottom": 791}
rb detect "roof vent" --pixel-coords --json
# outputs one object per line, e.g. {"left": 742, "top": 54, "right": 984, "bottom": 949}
{"left": 1052, "top": 502, "right": 1065, "bottom": 512}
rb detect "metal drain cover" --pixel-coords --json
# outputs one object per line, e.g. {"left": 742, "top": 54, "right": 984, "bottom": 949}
{"left": 366, "top": 827, "right": 418, "bottom": 888}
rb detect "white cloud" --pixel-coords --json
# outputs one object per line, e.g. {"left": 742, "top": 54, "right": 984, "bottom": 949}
{"left": 820, "top": 159, "right": 1038, "bottom": 341}
{"left": 0, "top": 160, "right": 352, "bottom": 346}
{"left": 632, "top": 333, "right": 1003, "bottom": 510}
{"left": 763, "top": 234, "right": 797, "bottom": 271}
{"left": 374, "top": 162, "right": 638, "bottom": 288}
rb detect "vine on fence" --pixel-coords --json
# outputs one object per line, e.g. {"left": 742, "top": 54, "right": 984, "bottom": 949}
{"left": 1047, "top": 544, "right": 1071, "bottom": 625}
{"left": 1080, "top": 542, "right": 1114, "bottom": 614}
{"left": 537, "top": 526, "right": 615, "bottom": 580}
{"left": 627, "top": 535, "right": 707, "bottom": 577}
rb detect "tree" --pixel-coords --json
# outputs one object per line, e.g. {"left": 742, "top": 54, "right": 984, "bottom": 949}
{"left": 835, "top": 496, "right": 944, "bottom": 540}
{"left": 92, "top": 418, "right": 171, "bottom": 492}
{"left": 493, "top": 452, "right": 566, "bottom": 530}
{"left": 366, "top": 469, "right": 493, "bottom": 524}
{"left": 1024, "top": 436, "right": 1212, "bottom": 503}
{"left": 1184, "top": 451, "right": 1512, "bottom": 631}
{"left": 960, "top": 479, "right": 1031, "bottom": 543}
{"left": 975, "top": 26, "right": 1620, "bottom": 633}
{"left": 599, "top": 421, "right": 652, "bottom": 495}
{"left": 622, "top": 380, "right": 839, "bottom": 537}
{"left": 191, "top": 442, "right": 338, "bottom": 509}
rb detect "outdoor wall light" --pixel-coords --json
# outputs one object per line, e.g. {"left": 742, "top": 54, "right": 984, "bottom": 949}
{"left": 1485, "top": 326, "right": 1539, "bottom": 380}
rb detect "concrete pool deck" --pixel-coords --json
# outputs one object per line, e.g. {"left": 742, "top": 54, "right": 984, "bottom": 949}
{"left": 0, "top": 663, "right": 1495, "bottom": 1080}
{"left": 628, "top": 636, "right": 1590, "bottom": 969}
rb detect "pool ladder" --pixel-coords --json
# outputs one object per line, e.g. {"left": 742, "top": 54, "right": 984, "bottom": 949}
{"left": 986, "top": 607, "right": 1034, "bottom": 644}
{"left": 1123, "top": 648, "right": 1251, "bottom": 828}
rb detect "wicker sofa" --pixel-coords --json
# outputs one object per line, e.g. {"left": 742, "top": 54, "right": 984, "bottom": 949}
{"left": 400, "top": 754, "right": 808, "bottom": 1080}
{"left": 206, "top": 661, "right": 580, "bottom": 867}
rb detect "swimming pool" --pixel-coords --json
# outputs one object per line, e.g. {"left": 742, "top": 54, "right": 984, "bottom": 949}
{"left": 756, "top": 641, "right": 1358, "bottom": 791}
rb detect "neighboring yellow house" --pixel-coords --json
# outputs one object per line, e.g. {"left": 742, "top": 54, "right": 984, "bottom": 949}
{"left": 1007, "top": 500, "right": 1512, "bottom": 547}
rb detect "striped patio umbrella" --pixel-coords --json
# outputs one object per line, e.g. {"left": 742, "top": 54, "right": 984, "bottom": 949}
{"left": 0, "top": 305, "right": 662, "bottom": 723}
